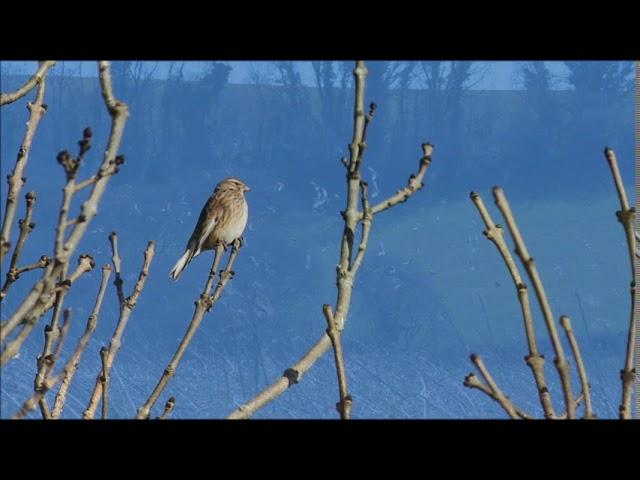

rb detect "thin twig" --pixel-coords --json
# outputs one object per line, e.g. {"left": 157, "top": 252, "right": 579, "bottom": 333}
{"left": 34, "top": 263, "right": 70, "bottom": 419}
{"left": 367, "top": 143, "right": 434, "bottom": 217}
{"left": 350, "top": 181, "right": 372, "bottom": 273}
{"left": 157, "top": 397, "right": 176, "bottom": 420}
{"left": 73, "top": 174, "right": 108, "bottom": 193}
{"left": 1, "top": 256, "right": 94, "bottom": 366}
{"left": 12, "top": 308, "right": 71, "bottom": 420}
{"left": 324, "top": 304, "right": 352, "bottom": 419}
{"left": 1, "top": 61, "right": 128, "bottom": 361}
{"left": 109, "top": 231, "right": 125, "bottom": 304}
{"left": 54, "top": 128, "right": 92, "bottom": 259}
{"left": 136, "top": 242, "right": 237, "bottom": 419}
{"left": 227, "top": 334, "right": 333, "bottom": 419}
{"left": 100, "top": 346, "right": 109, "bottom": 419}
{"left": 14, "top": 256, "right": 51, "bottom": 276}
{"left": 469, "top": 191, "right": 556, "bottom": 418}
{"left": 493, "top": 187, "right": 575, "bottom": 419}
{"left": 463, "top": 372, "right": 532, "bottom": 419}
{"left": 465, "top": 354, "right": 531, "bottom": 419}
{"left": 0, "top": 192, "right": 37, "bottom": 301}
{"left": 557, "top": 394, "right": 586, "bottom": 419}
{"left": 0, "top": 60, "right": 56, "bottom": 106}
{"left": 50, "top": 265, "right": 111, "bottom": 418}
{"left": 1, "top": 256, "right": 50, "bottom": 302}
{"left": 0, "top": 264, "right": 52, "bottom": 343}
{"left": 30, "top": 132, "right": 94, "bottom": 407}
{"left": 1, "top": 65, "right": 51, "bottom": 264}
{"left": 83, "top": 239, "right": 154, "bottom": 419}
{"left": 227, "top": 60, "right": 435, "bottom": 419}
{"left": 603, "top": 148, "right": 636, "bottom": 419}
{"left": 560, "top": 315, "right": 595, "bottom": 419}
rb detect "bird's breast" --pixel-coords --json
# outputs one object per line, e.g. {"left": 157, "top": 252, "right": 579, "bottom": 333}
{"left": 220, "top": 199, "right": 248, "bottom": 244}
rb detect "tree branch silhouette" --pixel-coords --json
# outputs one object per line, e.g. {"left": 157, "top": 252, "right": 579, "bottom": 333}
{"left": 1, "top": 255, "right": 94, "bottom": 367}
{"left": 83, "top": 237, "right": 154, "bottom": 419}
{"left": 136, "top": 241, "right": 240, "bottom": 419}
{"left": 11, "top": 308, "right": 71, "bottom": 419}
{"left": 603, "top": 148, "right": 636, "bottom": 419}
{"left": 468, "top": 191, "right": 556, "bottom": 418}
{"left": 1, "top": 62, "right": 53, "bottom": 263}
{"left": 227, "top": 60, "right": 435, "bottom": 419}
{"left": 50, "top": 265, "right": 111, "bottom": 418}
{"left": 0, "top": 61, "right": 129, "bottom": 365}
{"left": 464, "top": 354, "right": 531, "bottom": 419}
{"left": 465, "top": 187, "right": 578, "bottom": 419}
{"left": 0, "top": 192, "right": 38, "bottom": 301}
{"left": 0, "top": 61, "right": 56, "bottom": 107}
{"left": 465, "top": 149, "right": 632, "bottom": 420}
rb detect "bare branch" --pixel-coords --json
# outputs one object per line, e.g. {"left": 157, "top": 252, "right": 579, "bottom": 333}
{"left": 0, "top": 192, "right": 37, "bottom": 301}
{"left": 1, "top": 256, "right": 50, "bottom": 302}
{"left": 368, "top": 143, "right": 434, "bottom": 217}
{"left": 228, "top": 60, "right": 435, "bottom": 419}
{"left": 34, "top": 263, "right": 70, "bottom": 418}
{"left": 136, "top": 242, "right": 238, "bottom": 419}
{"left": 99, "top": 346, "right": 109, "bottom": 419}
{"left": 0, "top": 61, "right": 56, "bottom": 106}
{"left": 1, "top": 68, "right": 50, "bottom": 264}
{"left": 560, "top": 315, "right": 595, "bottom": 419}
{"left": 83, "top": 239, "right": 154, "bottom": 419}
{"left": 59, "top": 62, "right": 128, "bottom": 260}
{"left": 469, "top": 191, "right": 556, "bottom": 418}
{"left": 493, "top": 187, "right": 575, "bottom": 419}
{"left": 157, "top": 397, "right": 176, "bottom": 420}
{"left": 12, "top": 308, "right": 71, "bottom": 420}
{"left": 557, "top": 393, "right": 586, "bottom": 419}
{"left": 73, "top": 170, "right": 117, "bottom": 194}
{"left": 324, "top": 304, "right": 352, "bottom": 419}
{"left": 227, "top": 334, "right": 332, "bottom": 419}
{"left": 1, "top": 256, "right": 94, "bottom": 366}
{"left": 463, "top": 372, "right": 532, "bottom": 420}
{"left": 464, "top": 354, "right": 531, "bottom": 419}
{"left": 0, "top": 264, "right": 52, "bottom": 342}
{"left": 603, "top": 148, "right": 636, "bottom": 419}
{"left": 14, "top": 256, "right": 51, "bottom": 276}
{"left": 109, "top": 231, "right": 125, "bottom": 304}
{"left": 27, "top": 131, "right": 95, "bottom": 406}
{"left": 1, "top": 61, "right": 128, "bottom": 360}
{"left": 350, "top": 181, "right": 372, "bottom": 274}
{"left": 51, "top": 265, "right": 111, "bottom": 418}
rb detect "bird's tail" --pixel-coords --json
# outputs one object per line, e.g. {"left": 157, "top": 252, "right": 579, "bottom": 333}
{"left": 170, "top": 249, "right": 192, "bottom": 281}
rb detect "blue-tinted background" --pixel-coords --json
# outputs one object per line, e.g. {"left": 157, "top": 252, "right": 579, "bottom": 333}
{"left": 0, "top": 61, "right": 635, "bottom": 418}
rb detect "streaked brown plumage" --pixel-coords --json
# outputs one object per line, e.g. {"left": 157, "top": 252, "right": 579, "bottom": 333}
{"left": 170, "top": 177, "right": 249, "bottom": 280}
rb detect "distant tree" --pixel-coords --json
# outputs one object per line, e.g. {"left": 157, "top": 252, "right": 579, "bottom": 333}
{"left": 196, "top": 61, "right": 232, "bottom": 161}
{"left": 109, "top": 61, "right": 159, "bottom": 181}
{"left": 517, "top": 61, "right": 561, "bottom": 134}
{"left": 419, "top": 61, "right": 476, "bottom": 135}
{"left": 520, "top": 61, "right": 553, "bottom": 93}
{"left": 310, "top": 60, "right": 352, "bottom": 140}
{"left": 273, "top": 61, "right": 307, "bottom": 114}
{"left": 565, "top": 61, "right": 634, "bottom": 95}
{"left": 198, "top": 61, "right": 232, "bottom": 101}
{"left": 415, "top": 61, "right": 479, "bottom": 182}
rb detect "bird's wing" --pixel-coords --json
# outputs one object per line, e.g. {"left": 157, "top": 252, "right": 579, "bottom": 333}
{"left": 188, "top": 196, "right": 218, "bottom": 257}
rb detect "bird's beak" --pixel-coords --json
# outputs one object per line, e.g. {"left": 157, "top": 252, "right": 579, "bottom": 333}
{"left": 244, "top": 185, "right": 251, "bottom": 192}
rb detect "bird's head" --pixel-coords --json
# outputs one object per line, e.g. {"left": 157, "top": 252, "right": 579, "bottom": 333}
{"left": 217, "top": 177, "right": 250, "bottom": 193}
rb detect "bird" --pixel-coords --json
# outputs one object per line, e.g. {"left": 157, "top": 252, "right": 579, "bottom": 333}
{"left": 170, "top": 177, "right": 250, "bottom": 280}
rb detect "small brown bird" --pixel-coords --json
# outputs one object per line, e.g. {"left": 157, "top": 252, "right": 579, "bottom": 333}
{"left": 170, "top": 177, "right": 250, "bottom": 280}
